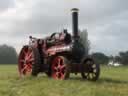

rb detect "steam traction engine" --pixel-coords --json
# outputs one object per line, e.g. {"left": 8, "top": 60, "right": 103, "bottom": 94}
{"left": 18, "top": 8, "right": 100, "bottom": 81}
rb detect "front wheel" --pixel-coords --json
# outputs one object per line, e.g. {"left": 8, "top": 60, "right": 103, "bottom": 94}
{"left": 51, "top": 56, "right": 70, "bottom": 80}
{"left": 81, "top": 58, "right": 100, "bottom": 81}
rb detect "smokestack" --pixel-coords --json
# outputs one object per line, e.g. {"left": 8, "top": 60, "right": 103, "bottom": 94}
{"left": 71, "top": 8, "right": 79, "bottom": 39}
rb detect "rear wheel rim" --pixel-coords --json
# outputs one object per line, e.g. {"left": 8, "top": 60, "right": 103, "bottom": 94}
{"left": 19, "top": 47, "right": 34, "bottom": 76}
{"left": 52, "top": 56, "right": 66, "bottom": 80}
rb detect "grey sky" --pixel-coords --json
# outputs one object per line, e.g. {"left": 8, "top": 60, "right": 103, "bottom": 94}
{"left": 0, "top": 0, "right": 128, "bottom": 55}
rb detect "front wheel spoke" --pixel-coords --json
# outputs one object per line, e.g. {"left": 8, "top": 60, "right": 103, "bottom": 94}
{"left": 87, "top": 73, "right": 90, "bottom": 79}
{"left": 92, "top": 64, "right": 96, "bottom": 68}
{"left": 87, "top": 61, "right": 92, "bottom": 65}
{"left": 84, "top": 73, "right": 88, "bottom": 76}
{"left": 93, "top": 69, "right": 97, "bottom": 73}
{"left": 89, "top": 73, "right": 93, "bottom": 79}
{"left": 92, "top": 73, "right": 96, "bottom": 77}
{"left": 89, "top": 73, "right": 94, "bottom": 79}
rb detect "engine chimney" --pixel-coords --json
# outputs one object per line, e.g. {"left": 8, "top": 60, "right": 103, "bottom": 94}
{"left": 71, "top": 8, "right": 79, "bottom": 39}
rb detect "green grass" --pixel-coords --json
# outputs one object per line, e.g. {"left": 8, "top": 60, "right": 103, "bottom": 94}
{"left": 0, "top": 65, "right": 128, "bottom": 96}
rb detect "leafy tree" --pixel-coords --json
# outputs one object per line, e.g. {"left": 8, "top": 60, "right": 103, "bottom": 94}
{"left": 92, "top": 52, "right": 109, "bottom": 65}
{"left": 114, "top": 56, "right": 121, "bottom": 63}
{"left": 0, "top": 44, "right": 18, "bottom": 64}
{"left": 118, "top": 51, "right": 128, "bottom": 65}
{"left": 79, "top": 29, "right": 90, "bottom": 55}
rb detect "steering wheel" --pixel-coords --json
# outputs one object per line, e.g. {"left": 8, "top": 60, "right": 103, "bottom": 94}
{"left": 50, "top": 33, "right": 56, "bottom": 39}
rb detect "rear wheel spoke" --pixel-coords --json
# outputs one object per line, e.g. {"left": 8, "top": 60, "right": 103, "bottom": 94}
{"left": 60, "top": 65, "right": 66, "bottom": 69}
{"left": 28, "top": 58, "right": 34, "bottom": 63}
{"left": 21, "top": 64, "right": 27, "bottom": 73}
{"left": 27, "top": 52, "right": 33, "bottom": 60}
{"left": 54, "top": 67, "right": 58, "bottom": 71}
{"left": 57, "top": 58, "right": 61, "bottom": 68}
{"left": 60, "top": 72, "right": 64, "bottom": 79}
{"left": 52, "top": 56, "right": 69, "bottom": 80}
{"left": 19, "top": 47, "right": 35, "bottom": 76}
{"left": 20, "top": 59, "right": 25, "bottom": 63}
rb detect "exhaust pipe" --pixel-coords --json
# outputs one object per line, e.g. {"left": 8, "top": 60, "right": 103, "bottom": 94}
{"left": 71, "top": 8, "right": 79, "bottom": 40}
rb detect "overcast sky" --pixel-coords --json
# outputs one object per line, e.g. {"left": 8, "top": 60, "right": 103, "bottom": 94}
{"left": 0, "top": 0, "right": 128, "bottom": 55}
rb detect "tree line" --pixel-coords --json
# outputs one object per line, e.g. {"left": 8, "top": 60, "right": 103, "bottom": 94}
{"left": 91, "top": 51, "right": 128, "bottom": 65}
{"left": 0, "top": 45, "right": 17, "bottom": 64}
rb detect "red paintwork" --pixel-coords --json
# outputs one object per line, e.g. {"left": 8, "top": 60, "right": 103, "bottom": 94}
{"left": 51, "top": 56, "right": 66, "bottom": 80}
{"left": 46, "top": 44, "right": 71, "bottom": 56}
{"left": 18, "top": 47, "right": 34, "bottom": 77}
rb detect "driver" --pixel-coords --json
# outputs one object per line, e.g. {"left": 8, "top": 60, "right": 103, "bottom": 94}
{"left": 46, "top": 29, "right": 71, "bottom": 46}
{"left": 63, "top": 29, "right": 71, "bottom": 44}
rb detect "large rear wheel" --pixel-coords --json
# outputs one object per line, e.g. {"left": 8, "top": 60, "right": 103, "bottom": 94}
{"left": 18, "top": 46, "right": 41, "bottom": 77}
{"left": 51, "top": 56, "right": 70, "bottom": 80}
{"left": 81, "top": 58, "right": 100, "bottom": 81}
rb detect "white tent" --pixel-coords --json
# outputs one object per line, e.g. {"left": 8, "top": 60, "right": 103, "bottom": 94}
{"left": 108, "top": 60, "right": 122, "bottom": 67}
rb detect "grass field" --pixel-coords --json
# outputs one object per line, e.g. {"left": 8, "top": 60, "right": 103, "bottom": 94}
{"left": 0, "top": 65, "right": 128, "bottom": 96}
